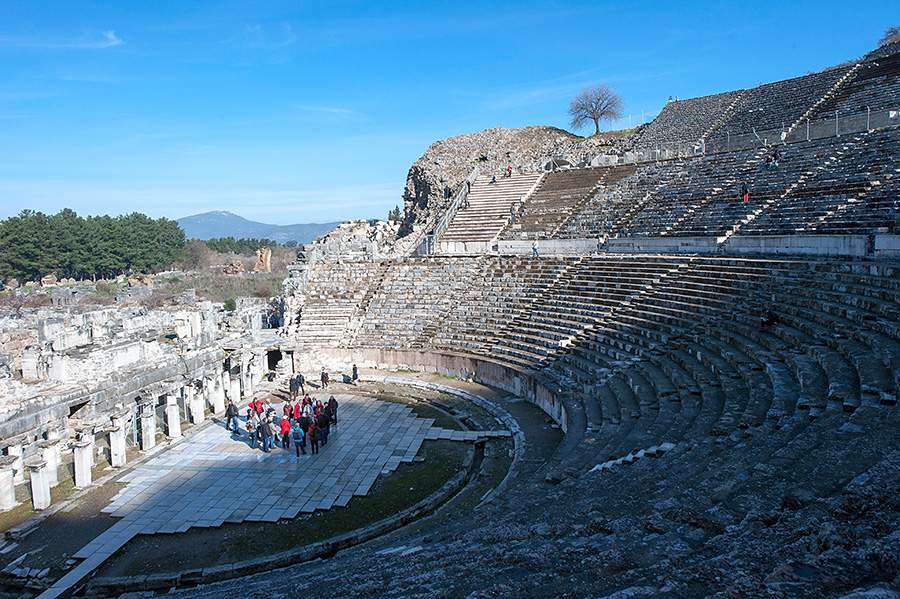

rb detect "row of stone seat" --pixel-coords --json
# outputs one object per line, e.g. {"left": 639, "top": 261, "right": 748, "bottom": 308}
{"left": 636, "top": 89, "right": 745, "bottom": 147}
{"left": 289, "top": 260, "right": 384, "bottom": 347}
{"left": 538, "top": 257, "right": 897, "bottom": 469}
{"left": 738, "top": 127, "right": 900, "bottom": 235}
{"left": 706, "top": 65, "right": 852, "bottom": 142}
{"left": 354, "top": 258, "right": 485, "bottom": 348}
{"left": 812, "top": 50, "right": 900, "bottom": 116}
{"left": 429, "top": 256, "right": 571, "bottom": 355}
{"left": 305, "top": 255, "right": 898, "bottom": 484}
{"left": 555, "top": 124, "right": 896, "bottom": 240}
{"left": 500, "top": 168, "right": 609, "bottom": 240}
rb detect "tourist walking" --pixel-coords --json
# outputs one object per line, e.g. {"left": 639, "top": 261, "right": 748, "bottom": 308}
{"left": 291, "top": 421, "right": 306, "bottom": 456}
{"left": 351, "top": 364, "right": 359, "bottom": 385}
{"left": 531, "top": 241, "right": 539, "bottom": 258}
{"left": 225, "top": 400, "right": 239, "bottom": 433}
{"left": 320, "top": 367, "right": 329, "bottom": 389}
{"left": 297, "top": 372, "right": 305, "bottom": 395}
{"left": 308, "top": 421, "right": 319, "bottom": 455}
{"left": 506, "top": 162, "right": 513, "bottom": 178}
{"left": 280, "top": 417, "right": 291, "bottom": 449}
{"left": 289, "top": 375, "right": 300, "bottom": 401}
{"left": 740, "top": 182, "right": 750, "bottom": 204}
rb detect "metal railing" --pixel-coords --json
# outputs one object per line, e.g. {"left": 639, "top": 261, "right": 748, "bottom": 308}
{"left": 416, "top": 166, "right": 479, "bottom": 255}
{"left": 578, "top": 106, "right": 899, "bottom": 166}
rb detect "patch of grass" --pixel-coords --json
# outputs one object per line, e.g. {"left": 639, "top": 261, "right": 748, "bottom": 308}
{"left": 99, "top": 439, "right": 468, "bottom": 577}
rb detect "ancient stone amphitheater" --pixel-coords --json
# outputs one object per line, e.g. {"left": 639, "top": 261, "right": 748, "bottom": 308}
{"left": 1, "top": 42, "right": 899, "bottom": 599}
{"left": 270, "top": 42, "right": 900, "bottom": 599}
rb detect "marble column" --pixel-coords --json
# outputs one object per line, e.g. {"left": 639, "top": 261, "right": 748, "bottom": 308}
{"left": 212, "top": 375, "right": 226, "bottom": 414}
{"left": 202, "top": 378, "right": 213, "bottom": 411}
{"left": 188, "top": 383, "right": 205, "bottom": 425}
{"left": 26, "top": 458, "right": 51, "bottom": 510}
{"left": 220, "top": 370, "right": 231, "bottom": 404}
{"left": 109, "top": 425, "right": 126, "bottom": 468}
{"left": 5, "top": 444, "right": 25, "bottom": 485}
{"left": 73, "top": 441, "right": 93, "bottom": 488}
{"left": 82, "top": 430, "right": 97, "bottom": 466}
{"left": 37, "top": 439, "right": 60, "bottom": 487}
{"left": 230, "top": 373, "right": 242, "bottom": 405}
{"left": 140, "top": 408, "right": 156, "bottom": 451}
{"left": 165, "top": 394, "right": 182, "bottom": 439}
{"left": 241, "top": 356, "right": 251, "bottom": 400}
{"left": 0, "top": 456, "right": 18, "bottom": 511}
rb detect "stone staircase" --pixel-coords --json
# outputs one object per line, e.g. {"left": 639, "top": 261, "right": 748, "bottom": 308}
{"left": 440, "top": 173, "right": 543, "bottom": 245}
{"left": 787, "top": 63, "right": 863, "bottom": 136}
{"left": 700, "top": 89, "right": 748, "bottom": 141}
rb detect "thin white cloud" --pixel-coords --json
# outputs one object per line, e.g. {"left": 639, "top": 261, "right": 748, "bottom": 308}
{"left": 292, "top": 104, "right": 358, "bottom": 117}
{"left": 227, "top": 22, "right": 297, "bottom": 49}
{"left": 0, "top": 30, "right": 124, "bottom": 50}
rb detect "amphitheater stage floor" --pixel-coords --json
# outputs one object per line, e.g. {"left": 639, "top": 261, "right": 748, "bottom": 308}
{"left": 19, "top": 385, "right": 508, "bottom": 599}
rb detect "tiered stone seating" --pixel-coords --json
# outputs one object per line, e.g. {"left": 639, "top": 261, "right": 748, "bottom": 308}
{"left": 738, "top": 127, "right": 900, "bottom": 235}
{"left": 553, "top": 122, "right": 896, "bottom": 240}
{"left": 500, "top": 168, "right": 609, "bottom": 240}
{"left": 670, "top": 134, "right": 857, "bottom": 237}
{"left": 557, "top": 164, "right": 659, "bottom": 238}
{"left": 707, "top": 65, "right": 852, "bottom": 140}
{"left": 811, "top": 49, "right": 900, "bottom": 116}
{"left": 637, "top": 90, "right": 745, "bottom": 146}
{"left": 354, "top": 257, "right": 484, "bottom": 348}
{"left": 440, "top": 173, "right": 542, "bottom": 243}
{"left": 292, "top": 260, "right": 384, "bottom": 347}
{"left": 488, "top": 256, "right": 685, "bottom": 370}
{"left": 430, "top": 256, "right": 569, "bottom": 354}
{"left": 618, "top": 149, "right": 760, "bottom": 237}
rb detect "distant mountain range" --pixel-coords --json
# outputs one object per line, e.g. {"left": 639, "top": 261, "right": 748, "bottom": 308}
{"left": 177, "top": 211, "right": 340, "bottom": 243}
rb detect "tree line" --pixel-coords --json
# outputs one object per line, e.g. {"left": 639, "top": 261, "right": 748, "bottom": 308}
{"left": 0, "top": 209, "right": 186, "bottom": 283}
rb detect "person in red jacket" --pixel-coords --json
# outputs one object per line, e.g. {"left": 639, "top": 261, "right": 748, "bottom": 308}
{"left": 293, "top": 401, "right": 301, "bottom": 420}
{"left": 280, "top": 417, "right": 291, "bottom": 449}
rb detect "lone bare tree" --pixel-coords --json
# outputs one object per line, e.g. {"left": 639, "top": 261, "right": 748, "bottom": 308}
{"left": 569, "top": 84, "right": 623, "bottom": 136}
{"left": 880, "top": 26, "right": 900, "bottom": 46}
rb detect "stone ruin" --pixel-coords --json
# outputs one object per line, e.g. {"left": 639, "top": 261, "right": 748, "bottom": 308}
{"left": 222, "top": 260, "right": 245, "bottom": 275}
{"left": 252, "top": 246, "right": 273, "bottom": 273}
{"left": 0, "top": 297, "right": 279, "bottom": 521}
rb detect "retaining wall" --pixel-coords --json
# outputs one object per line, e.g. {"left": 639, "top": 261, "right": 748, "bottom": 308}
{"left": 293, "top": 348, "right": 570, "bottom": 434}
{"left": 725, "top": 234, "right": 868, "bottom": 256}
{"left": 874, "top": 234, "right": 900, "bottom": 258}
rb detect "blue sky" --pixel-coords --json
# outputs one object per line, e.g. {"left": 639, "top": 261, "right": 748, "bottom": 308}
{"left": 0, "top": 1, "right": 894, "bottom": 224}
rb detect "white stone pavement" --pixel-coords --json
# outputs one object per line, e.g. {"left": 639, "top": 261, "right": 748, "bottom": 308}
{"left": 38, "top": 394, "right": 508, "bottom": 599}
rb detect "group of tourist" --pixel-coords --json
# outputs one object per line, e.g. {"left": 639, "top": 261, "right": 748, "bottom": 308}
{"left": 221, "top": 365, "right": 361, "bottom": 457}
{"left": 226, "top": 394, "right": 339, "bottom": 457}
